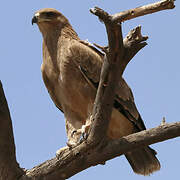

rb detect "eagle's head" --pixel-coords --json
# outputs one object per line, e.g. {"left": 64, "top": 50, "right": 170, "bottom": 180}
{"left": 32, "top": 8, "right": 70, "bottom": 35}
{"left": 32, "top": 8, "right": 79, "bottom": 41}
{"left": 32, "top": 8, "right": 68, "bottom": 25}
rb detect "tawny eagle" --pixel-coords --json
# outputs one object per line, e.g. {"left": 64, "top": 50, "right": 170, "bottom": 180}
{"left": 32, "top": 8, "right": 160, "bottom": 175}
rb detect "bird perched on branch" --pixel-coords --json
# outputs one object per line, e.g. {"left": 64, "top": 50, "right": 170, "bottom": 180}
{"left": 32, "top": 8, "right": 160, "bottom": 175}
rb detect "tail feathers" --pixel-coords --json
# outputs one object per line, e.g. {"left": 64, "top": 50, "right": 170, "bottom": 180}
{"left": 125, "top": 146, "right": 160, "bottom": 176}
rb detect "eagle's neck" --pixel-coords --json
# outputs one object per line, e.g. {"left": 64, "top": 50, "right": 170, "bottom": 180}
{"left": 61, "top": 25, "right": 79, "bottom": 40}
{"left": 42, "top": 24, "right": 79, "bottom": 73}
{"left": 41, "top": 23, "right": 79, "bottom": 42}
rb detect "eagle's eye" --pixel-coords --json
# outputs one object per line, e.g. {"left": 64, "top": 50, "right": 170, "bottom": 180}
{"left": 45, "top": 12, "right": 55, "bottom": 18}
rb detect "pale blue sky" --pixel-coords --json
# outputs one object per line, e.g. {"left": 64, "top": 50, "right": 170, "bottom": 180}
{"left": 0, "top": 0, "right": 179, "bottom": 179}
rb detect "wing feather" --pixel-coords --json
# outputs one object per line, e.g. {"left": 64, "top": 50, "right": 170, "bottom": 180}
{"left": 70, "top": 40, "right": 146, "bottom": 131}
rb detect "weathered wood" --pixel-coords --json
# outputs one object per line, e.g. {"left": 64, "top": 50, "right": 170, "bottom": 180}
{"left": 112, "top": 0, "right": 175, "bottom": 23}
{"left": 0, "top": 82, "right": 24, "bottom": 180}
{"left": 90, "top": 0, "right": 175, "bottom": 23}
{"left": 88, "top": 2, "right": 149, "bottom": 145}
{"left": 87, "top": 21, "right": 124, "bottom": 144}
{"left": 20, "top": 122, "right": 180, "bottom": 180}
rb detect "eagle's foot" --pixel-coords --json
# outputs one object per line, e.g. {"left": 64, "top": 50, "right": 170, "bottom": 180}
{"left": 81, "top": 124, "right": 89, "bottom": 139}
{"left": 71, "top": 129, "right": 82, "bottom": 139}
{"left": 71, "top": 129, "right": 87, "bottom": 144}
{"left": 78, "top": 132, "right": 88, "bottom": 144}
{"left": 71, "top": 124, "right": 90, "bottom": 143}
{"left": 82, "top": 131, "right": 88, "bottom": 140}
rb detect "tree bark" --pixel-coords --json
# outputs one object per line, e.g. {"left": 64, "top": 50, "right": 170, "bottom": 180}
{"left": 0, "top": 81, "right": 24, "bottom": 180}
{"left": 90, "top": 0, "right": 175, "bottom": 23}
{"left": 20, "top": 122, "right": 180, "bottom": 180}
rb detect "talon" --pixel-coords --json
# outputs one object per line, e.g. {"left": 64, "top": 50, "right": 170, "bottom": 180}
{"left": 71, "top": 130, "right": 77, "bottom": 137}
{"left": 82, "top": 132, "right": 85, "bottom": 139}
{"left": 78, "top": 132, "right": 88, "bottom": 144}
{"left": 82, "top": 132, "right": 88, "bottom": 140}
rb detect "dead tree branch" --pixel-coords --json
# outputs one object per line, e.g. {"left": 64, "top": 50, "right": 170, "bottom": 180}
{"left": 20, "top": 122, "right": 180, "bottom": 180}
{"left": 0, "top": 81, "right": 24, "bottom": 180}
{"left": 90, "top": 0, "right": 175, "bottom": 23}
{"left": 87, "top": 19, "right": 124, "bottom": 143}
{"left": 88, "top": 0, "right": 151, "bottom": 145}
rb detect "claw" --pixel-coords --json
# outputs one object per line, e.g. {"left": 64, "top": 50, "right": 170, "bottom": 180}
{"left": 82, "top": 132, "right": 88, "bottom": 140}
{"left": 71, "top": 130, "right": 77, "bottom": 138}
{"left": 78, "top": 131, "right": 89, "bottom": 144}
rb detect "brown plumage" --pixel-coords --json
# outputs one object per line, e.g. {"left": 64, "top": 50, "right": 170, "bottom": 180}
{"left": 32, "top": 8, "right": 160, "bottom": 175}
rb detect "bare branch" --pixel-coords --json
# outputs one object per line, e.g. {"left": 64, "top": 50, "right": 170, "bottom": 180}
{"left": 88, "top": 4, "right": 150, "bottom": 143}
{"left": 103, "top": 122, "right": 180, "bottom": 158}
{"left": 0, "top": 81, "right": 24, "bottom": 180}
{"left": 122, "top": 25, "right": 148, "bottom": 74}
{"left": 90, "top": 0, "right": 175, "bottom": 23}
{"left": 20, "top": 122, "right": 180, "bottom": 180}
{"left": 87, "top": 18, "right": 124, "bottom": 144}
{"left": 112, "top": 0, "right": 175, "bottom": 23}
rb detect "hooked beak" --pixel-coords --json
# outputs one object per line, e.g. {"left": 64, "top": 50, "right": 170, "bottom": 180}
{"left": 32, "top": 13, "right": 40, "bottom": 25}
{"left": 32, "top": 15, "right": 38, "bottom": 25}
